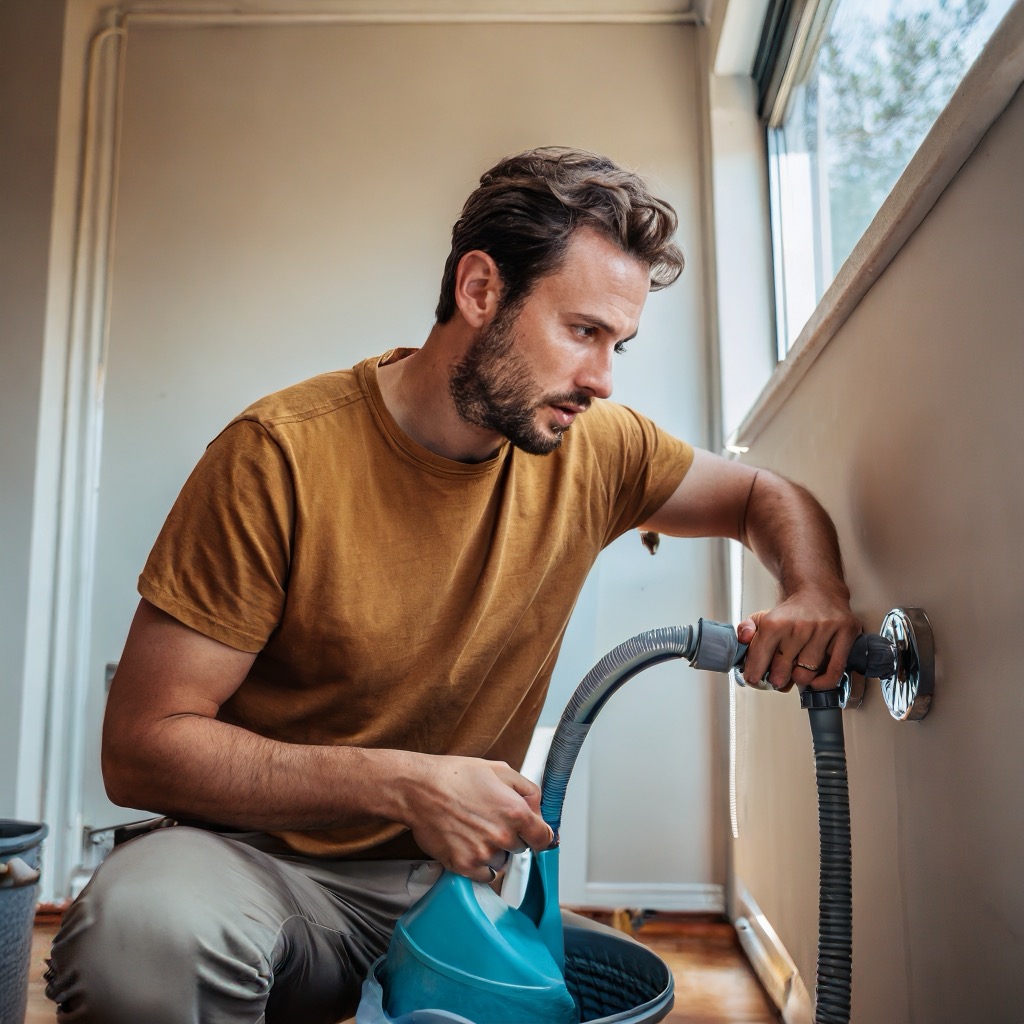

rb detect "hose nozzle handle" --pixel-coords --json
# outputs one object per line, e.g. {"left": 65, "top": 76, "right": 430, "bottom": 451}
{"left": 690, "top": 618, "right": 898, "bottom": 688}
{"left": 687, "top": 618, "right": 749, "bottom": 672}
{"left": 845, "top": 632, "right": 898, "bottom": 678}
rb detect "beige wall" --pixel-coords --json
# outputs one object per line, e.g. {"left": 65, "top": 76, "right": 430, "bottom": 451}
{"left": 0, "top": 1, "right": 66, "bottom": 817}
{"left": 734, "top": 84, "right": 1024, "bottom": 1022}
{"left": 15, "top": 10, "right": 724, "bottom": 899}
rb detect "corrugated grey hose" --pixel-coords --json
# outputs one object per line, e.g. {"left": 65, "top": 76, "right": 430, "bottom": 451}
{"left": 802, "top": 700, "right": 852, "bottom": 1024}
{"left": 540, "top": 620, "right": 896, "bottom": 1024}
{"left": 540, "top": 624, "right": 699, "bottom": 838}
{"left": 800, "top": 633, "right": 894, "bottom": 1024}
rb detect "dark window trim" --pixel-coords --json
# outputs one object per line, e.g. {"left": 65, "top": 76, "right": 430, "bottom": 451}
{"left": 752, "top": 0, "right": 812, "bottom": 120}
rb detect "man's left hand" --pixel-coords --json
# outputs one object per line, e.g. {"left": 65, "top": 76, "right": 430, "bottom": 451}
{"left": 736, "top": 586, "right": 861, "bottom": 692}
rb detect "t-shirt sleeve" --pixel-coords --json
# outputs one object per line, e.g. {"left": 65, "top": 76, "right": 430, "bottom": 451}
{"left": 138, "top": 418, "right": 294, "bottom": 653}
{"left": 593, "top": 402, "right": 694, "bottom": 546}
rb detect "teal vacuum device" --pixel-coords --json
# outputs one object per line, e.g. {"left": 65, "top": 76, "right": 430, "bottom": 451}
{"left": 379, "top": 849, "right": 573, "bottom": 1024}
{"left": 359, "top": 612, "right": 932, "bottom": 1024}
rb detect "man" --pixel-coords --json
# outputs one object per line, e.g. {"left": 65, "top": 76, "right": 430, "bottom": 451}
{"left": 46, "top": 147, "right": 859, "bottom": 1023}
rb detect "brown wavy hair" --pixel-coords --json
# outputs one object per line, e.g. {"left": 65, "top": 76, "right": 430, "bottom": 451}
{"left": 435, "top": 147, "right": 684, "bottom": 323}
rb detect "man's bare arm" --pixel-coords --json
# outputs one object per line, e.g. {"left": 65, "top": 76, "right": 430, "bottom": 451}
{"left": 102, "top": 599, "right": 552, "bottom": 881}
{"left": 641, "top": 448, "right": 861, "bottom": 691}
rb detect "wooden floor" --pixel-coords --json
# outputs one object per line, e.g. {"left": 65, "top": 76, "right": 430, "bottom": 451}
{"left": 627, "top": 914, "right": 780, "bottom": 1023}
{"left": 25, "top": 912, "right": 778, "bottom": 1023}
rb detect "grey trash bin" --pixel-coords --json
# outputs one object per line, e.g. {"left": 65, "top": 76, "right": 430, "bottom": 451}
{"left": 0, "top": 820, "right": 48, "bottom": 1024}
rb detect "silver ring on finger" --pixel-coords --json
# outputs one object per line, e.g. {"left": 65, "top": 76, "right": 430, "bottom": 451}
{"left": 486, "top": 866, "right": 498, "bottom": 883}
{"left": 797, "top": 661, "right": 819, "bottom": 673}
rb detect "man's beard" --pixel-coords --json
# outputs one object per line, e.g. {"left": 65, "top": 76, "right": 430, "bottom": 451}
{"left": 448, "top": 303, "right": 591, "bottom": 456}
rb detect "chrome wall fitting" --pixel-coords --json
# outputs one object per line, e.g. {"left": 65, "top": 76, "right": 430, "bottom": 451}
{"left": 878, "top": 607, "right": 934, "bottom": 721}
{"left": 838, "top": 671, "right": 865, "bottom": 710}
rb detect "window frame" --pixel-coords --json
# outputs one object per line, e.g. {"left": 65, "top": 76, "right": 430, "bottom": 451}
{"left": 726, "top": 0, "right": 1024, "bottom": 448}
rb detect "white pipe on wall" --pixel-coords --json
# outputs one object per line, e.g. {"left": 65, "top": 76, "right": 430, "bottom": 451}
{"left": 41, "top": 21, "right": 125, "bottom": 901}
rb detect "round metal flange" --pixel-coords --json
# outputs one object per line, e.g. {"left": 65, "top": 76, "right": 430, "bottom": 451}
{"left": 879, "top": 607, "right": 934, "bottom": 721}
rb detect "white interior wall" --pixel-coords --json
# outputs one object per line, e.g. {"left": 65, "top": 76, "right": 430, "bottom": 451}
{"left": 707, "top": 0, "right": 775, "bottom": 443}
{"left": 17, "top": 8, "right": 724, "bottom": 903}
{"left": 708, "top": 72, "right": 775, "bottom": 442}
{"left": 733, "top": 83, "right": 1024, "bottom": 1023}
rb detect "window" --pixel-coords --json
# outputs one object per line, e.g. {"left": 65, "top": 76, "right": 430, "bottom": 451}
{"left": 761, "top": 0, "right": 1015, "bottom": 356}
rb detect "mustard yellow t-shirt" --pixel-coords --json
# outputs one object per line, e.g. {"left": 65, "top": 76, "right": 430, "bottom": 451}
{"left": 139, "top": 352, "right": 693, "bottom": 857}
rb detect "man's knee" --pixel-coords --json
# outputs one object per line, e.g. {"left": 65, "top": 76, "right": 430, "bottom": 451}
{"left": 46, "top": 828, "right": 274, "bottom": 1022}
{"left": 78, "top": 827, "right": 262, "bottom": 943}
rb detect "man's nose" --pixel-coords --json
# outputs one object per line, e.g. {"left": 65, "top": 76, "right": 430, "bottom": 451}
{"left": 579, "top": 348, "right": 614, "bottom": 400}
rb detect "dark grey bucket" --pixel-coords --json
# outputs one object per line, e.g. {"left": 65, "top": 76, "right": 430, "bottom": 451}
{"left": 357, "top": 921, "right": 674, "bottom": 1023}
{"left": 0, "top": 820, "right": 48, "bottom": 1024}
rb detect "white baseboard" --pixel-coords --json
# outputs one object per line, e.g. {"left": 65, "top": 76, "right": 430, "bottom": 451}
{"left": 733, "top": 887, "right": 813, "bottom": 1024}
{"left": 578, "top": 881, "right": 725, "bottom": 913}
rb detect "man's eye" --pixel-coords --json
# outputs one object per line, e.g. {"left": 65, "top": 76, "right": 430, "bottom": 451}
{"left": 614, "top": 341, "right": 629, "bottom": 354}
{"left": 575, "top": 325, "right": 597, "bottom": 338}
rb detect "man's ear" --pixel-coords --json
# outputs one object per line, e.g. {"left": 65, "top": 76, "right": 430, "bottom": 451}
{"left": 454, "top": 250, "right": 502, "bottom": 328}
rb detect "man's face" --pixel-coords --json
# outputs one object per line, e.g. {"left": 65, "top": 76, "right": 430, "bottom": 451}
{"left": 449, "top": 228, "right": 650, "bottom": 455}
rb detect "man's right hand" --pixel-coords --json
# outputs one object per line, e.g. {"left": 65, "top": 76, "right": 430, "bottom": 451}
{"left": 399, "top": 755, "right": 554, "bottom": 883}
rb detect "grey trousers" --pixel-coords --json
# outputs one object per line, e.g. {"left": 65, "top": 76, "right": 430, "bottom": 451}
{"left": 44, "top": 826, "right": 443, "bottom": 1024}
